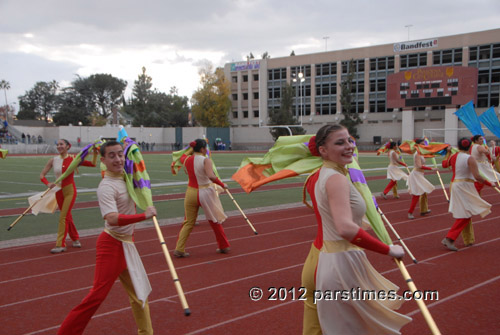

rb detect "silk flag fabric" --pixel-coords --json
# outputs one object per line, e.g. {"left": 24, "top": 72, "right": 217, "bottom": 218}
{"left": 28, "top": 186, "right": 60, "bottom": 215}
{"left": 118, "top": 127, "right": 153, "bottom": 210}
{"left": 479, "top": 107, "right": 500, "bottom": 139}
{"left": 399, "top": 140, "right": 451, "bottom": 157}
{"left": 454, "top": 100, "right": 485, "bottom": 136}
{"left": 232, "top": 135, "right": 393, "bottom": 244}
{"left": 54, "top": 139, "right": 103, "bottom": 185}
{"left": 0, "top": 148, "right": 7, "bottom": 159}
{"left": 232, "top": 135, "right": 322, "bottom": 193}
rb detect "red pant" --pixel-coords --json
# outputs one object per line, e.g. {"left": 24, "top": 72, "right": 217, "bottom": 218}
{"left": 446, "top": 218, "right": 471, "bottom": 241}
{"left": 58, "top": 232, "right": 152, "bottom": 335}
{"left": 383, "top": 180, "right": 397, "bottom": 195}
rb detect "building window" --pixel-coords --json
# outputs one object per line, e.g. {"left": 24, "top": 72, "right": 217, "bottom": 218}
{"left": 243, "top": 75, "right": 248, "bottom": 82}
{"left": 232, "top": 94, "right": 238, "bottom": 101}
{"left": 253, "top": 110, "right": 259, "bottom": 118}
{"left": 253, "top": 74, "right": 259, "bottom": 81}
{"left": 233, "top": 111, "right": 238, "bottom": 118}
{"left": 232, "top": 76, "right": 237, "bottom": 83}
{"left": 243, "top": 111, "right": 248, "bottom": 118}
{"left": 253, "top": 92, "right": 259, "bottom": 99}
{"left": 243, "top": 93, "right": 248, "bottom": 100}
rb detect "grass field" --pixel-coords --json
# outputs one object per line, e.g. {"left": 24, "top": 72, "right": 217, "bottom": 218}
{"left": 0, "top": 151, "right": 450, "bottom": 242}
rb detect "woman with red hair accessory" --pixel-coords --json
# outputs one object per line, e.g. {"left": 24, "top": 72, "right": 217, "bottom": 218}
{"left": 381, "top": 141, "right": 408, "bottom": 200}
{"left": 40, "top": 139, "right": 97, "bottom": 253}
{"left": 406, "top": 138, "right": 436, "bottom": 219}
{"left": 441, "top": 138, "right": 491, "bottom": 251}
{"left": 173, "top": 138, "right": 230, "bottom": 257}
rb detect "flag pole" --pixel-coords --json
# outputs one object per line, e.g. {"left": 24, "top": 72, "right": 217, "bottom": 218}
{"left": 7, "top": 188, "right": 51, "bottom": 231}
{"left": 431, "top": 157, "right": 449, "bottom": 202}
{"left": 394, "top": 259, "right": 441, "bottom": 335}
{"left": 377, "top": 207, "right": 417, "bottom": 263}
{"left": 151, "top": 216, "right": 191, "bottom": 316}
{"left": 399, "top": 155, "right": 411, "bottom": 174}
{"left": 225, "top": 189, "right": 258, "bottom": 235}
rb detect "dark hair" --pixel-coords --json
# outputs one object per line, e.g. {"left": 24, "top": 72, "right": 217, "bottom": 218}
{"left": 190, "top": 138, "right": 207, "bottom": 152}
{"left": 415, "top": 138, "right": 424, "bottom": 145}
{"left": 315, "top": 124, "right": 346, "bottom": 152}
{"left": 458, "top": 137, "right": 472, "bottom": 151}
{"left": 472, "top": 135, "right": 483, "bottom": 142}
{"left": 100, "top": 140, "right": 122, "bottom": 156}
{"left": 59, "top": 139, "right": 71, "bottom": 148}
{"left": 388, "top": 141, "right": 397, "bottom": 149}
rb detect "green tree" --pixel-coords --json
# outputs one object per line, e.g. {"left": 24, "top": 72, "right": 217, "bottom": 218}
{"left": 339, "top": 59, "right": 362, "bottom": 139}
{"left": 0, "top": 80, "right": 10, "bottom": 106}
{"left": 17, "top": 80, "right": 59, "bottom": 122}
{"left": 52, "top": 87, "right": 92, "bottom": 126}
{"left": 126, "top": 67, "right": 154, "bottom": 126}
{"left": 71, "top": 73, "right": 127, "bottom": 123}
{"left": 191, "top": 64, "right": 230, "bottom": 127}
{"left": 268, "top": 83, "right": 305, "bottom": 140}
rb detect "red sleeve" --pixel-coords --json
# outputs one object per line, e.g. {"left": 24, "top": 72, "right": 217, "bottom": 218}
{"left": 80, "top": 160, "right": 96, "bottom": 167}
{"left": 117, "top": 213, "right": 146, "bottom": 226}
{"left": 350, "top": 228, "right": 390, "bottom": 255}
{"left": 420, "top": 165, "right": 433, "bottom": 171}
{"left": 397, "top": 161, "right": 407, "bottom": 167}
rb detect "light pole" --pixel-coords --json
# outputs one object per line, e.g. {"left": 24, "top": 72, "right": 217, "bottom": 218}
{"left": 293, "top": 71, "right": 306, "bottom": 124}
{"left": 405, "top": 24, "right": 413, "bottom": 41}
{"left": 323, "top": 36, "right": 329, "bottom": 51}
{"left": 78, "top": 121, "right": 82, "bottom": 146}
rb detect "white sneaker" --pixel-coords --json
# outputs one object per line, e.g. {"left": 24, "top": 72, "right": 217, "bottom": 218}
{"left": 50, "top": 247, "right": 67, "bottom": 254}
{"left": 72, "top": 240, "right": 82, "bottom": 248}
{"left": 408, "top": 213, "right": 415, "bottom": 220}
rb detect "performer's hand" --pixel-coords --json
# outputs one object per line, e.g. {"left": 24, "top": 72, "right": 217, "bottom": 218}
{"left": 48, "top": 183, "right": 56, "bottom": 189}
{"left": 145, "top": 206, "right": 157, "bottom": 219}
{"left": 223, "top": 183, "right": 228, "bottom": 189}
{"left": 388, "top": 245, "right": 405, "bottom": 259}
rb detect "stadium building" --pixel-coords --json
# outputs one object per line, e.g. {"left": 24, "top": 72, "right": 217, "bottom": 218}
{"left": 224, "top": 28, "right": 500, "bottom": 148}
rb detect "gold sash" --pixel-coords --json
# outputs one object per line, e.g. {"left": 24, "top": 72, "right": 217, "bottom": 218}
{"left": 321, "top": 240, "right": 362, "bottom": 253}
{"left": 104, "top": 228, "right": 133, "bottom": 243}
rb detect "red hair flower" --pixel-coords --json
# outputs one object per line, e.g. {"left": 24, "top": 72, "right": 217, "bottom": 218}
{"left": 308, "top": 136, "right": 320, "bottom": 157}
{"left": 189, "top": 141, "right": 196, "bottom": 148}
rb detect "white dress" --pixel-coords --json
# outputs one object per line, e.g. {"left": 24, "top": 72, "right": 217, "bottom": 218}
{"left": 387, "top": 150, "right": 408, "bottom": 181}
{"left": 315, "top": 165, "right": 411, "bottom": 335}
{"left": 407, "top": 152, "right": 434, "bottom": 196}
{"left": 449, "top": 152, "right": 491, "bottom": 219}
{"left": 193, "top": 154, "right": 227, "bottom": 223}
{"left": 471, "top": 144, "right": 500, "bottom": 183}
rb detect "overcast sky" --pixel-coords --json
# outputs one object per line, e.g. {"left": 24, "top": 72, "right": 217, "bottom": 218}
{"left": 1, "top": 0, "right": 499, "bottom": 110}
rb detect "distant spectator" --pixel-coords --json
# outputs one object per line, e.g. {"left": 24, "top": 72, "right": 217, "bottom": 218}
{"left": 27, "top": 134, "right": 31, "bottom": 144}
{"left": 77, "top": 137, "right": 81, "bottom": 147}
{"left": 151, "top": 142, "right": 155, "bottom": 151}
{"left": 146, "top": 142, "right": 149, "bottom": 151}
{"left": 38, "top": 135, "right": 43, "bottom": 143}
{"left": 22, "top": 133, "right": 26, "bottom": 143}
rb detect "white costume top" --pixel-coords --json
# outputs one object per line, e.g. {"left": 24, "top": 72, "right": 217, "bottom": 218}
{"left": 387, "top": 150, "right": 408, "bottom": 181}
{"left": 314, "top": 163, "right": 411, "bottom": 335}
{"left": 192, "top": 154, "right": 227, "bottom": 223}
{"left": 471, "top": 144, "right": 500, "bottom": 182}
{"left": 449, "top": 153, "right": 491, "bottom": 219}
{"left": 407, "top": 152, "right": 434, "bottom": 195}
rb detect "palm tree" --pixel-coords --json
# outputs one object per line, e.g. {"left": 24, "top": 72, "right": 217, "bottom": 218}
{"left": 0, "top": 80, "right": 10, "bottom": 106}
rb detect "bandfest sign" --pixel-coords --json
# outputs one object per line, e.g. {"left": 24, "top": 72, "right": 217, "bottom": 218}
{"left": 231, "top": 60, "right": 261, "bottom": 71}
{"left": 393, "top": 39, "right": 438, "bottom": 52}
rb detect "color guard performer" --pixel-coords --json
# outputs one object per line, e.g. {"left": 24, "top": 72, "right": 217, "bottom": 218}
{"left": 173, "top": 139, "right": 230, "bottom": 257}
{"left": 58, "top": 140, "right": 156, "bottom": 335}
{"left": 407, "top": 139, "right": 436, "bottom": 219}
{"left": 40, "top": 139, "right": 97, "bottom": 253}
{"left": 381, "top": 141, "right": 408, "bottom": 200}
{"left": 441, "top": 138, "right": 491, "bottom": 251}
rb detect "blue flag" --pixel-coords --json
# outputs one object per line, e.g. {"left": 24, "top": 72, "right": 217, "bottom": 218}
{"left": 479, "top": 107, "right": 500, "bottom": 139}
{"left": 454, "top": 101, "right": 484, "bottom": 136}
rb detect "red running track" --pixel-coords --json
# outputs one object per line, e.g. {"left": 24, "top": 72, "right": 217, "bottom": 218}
{"left": 1, "top": 187, "right": 499, "bottom": 334}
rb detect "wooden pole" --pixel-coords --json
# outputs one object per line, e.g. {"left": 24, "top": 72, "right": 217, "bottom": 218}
{"left": 152, "top": 216, "right": 191, "bottom": 316}
{"left": 394, "top": 259, "right": 442, "bottom": 335}
{"left": 377, "top": 207, "right": 417, "bottom": 263}
{"left": 7, "top": 188, "right": 51, "bottom": 231}
{"left": 225, "top": 189, "right": 258, "bottom": 235}
{"left": 432, "top": 158, "right": 449, "bottom": 202}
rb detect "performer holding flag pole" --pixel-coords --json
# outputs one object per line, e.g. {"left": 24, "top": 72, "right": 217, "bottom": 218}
{"left": 118, "top": 126, "right": 191, "bottom": 316}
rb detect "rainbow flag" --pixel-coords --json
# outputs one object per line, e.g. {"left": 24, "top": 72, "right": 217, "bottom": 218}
{"left": 231, "top": 135, "right": 322, "bottom": 193}
{"left": 479, "top": 107, "right": 500, "bottom": 139}
{"left": 399, "top": 140, "right": 450, "bottom": 157}
{"left": 0, "top": 148, "right": 8, "bottom": 159}
{"left": 54, "top": 139, "right": 103, "bottom": 184}
{"left": 455, "top": 100, "right": 484, "bottom": 136}
{"left": 118, "top": 127, "right": 153, "bottom": 210}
